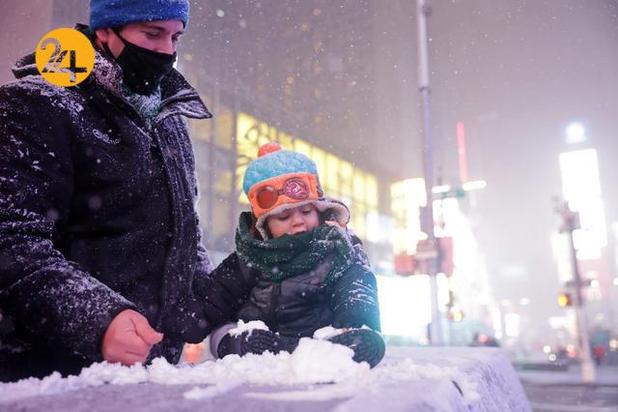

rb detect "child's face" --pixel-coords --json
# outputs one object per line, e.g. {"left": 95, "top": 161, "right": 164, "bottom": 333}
{"left": 266, "top": 204, "right": 320, "bottom": 238}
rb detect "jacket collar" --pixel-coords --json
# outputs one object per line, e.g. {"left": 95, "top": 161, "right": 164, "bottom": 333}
{"left": 89, "top": 45, "right": 212, "bottom": 121}
{"left": 11, "top": 53, "right": 38, "bottom": 80}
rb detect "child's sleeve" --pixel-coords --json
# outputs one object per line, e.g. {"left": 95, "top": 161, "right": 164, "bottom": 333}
{"left": 193, "top": 252, "right": 259, "bottom": 328}
{"left": 164, "top": 252, "right": 257, "bottom": 343}
{"left": 330, "top": 265, "right": 381, "bottom": 332}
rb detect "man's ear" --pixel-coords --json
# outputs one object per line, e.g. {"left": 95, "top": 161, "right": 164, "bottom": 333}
{"left": 94, "top": 28, "right": 111, "bottom": 43}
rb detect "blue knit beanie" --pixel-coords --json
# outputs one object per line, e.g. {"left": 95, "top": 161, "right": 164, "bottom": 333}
{"left": 89, "top": 0, "right": 190, "bottom": 30}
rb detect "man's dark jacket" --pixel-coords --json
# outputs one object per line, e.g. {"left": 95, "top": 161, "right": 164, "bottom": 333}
{"left": 0, "top": 45, "right": 213, "bottom": 381}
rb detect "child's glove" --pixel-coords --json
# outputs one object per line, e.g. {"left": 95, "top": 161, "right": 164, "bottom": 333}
{"left": 328, "top": 328, "right": 385, "bottom": 368}
{"left": 217, "top": 329, "right": 299, "bottom": 358}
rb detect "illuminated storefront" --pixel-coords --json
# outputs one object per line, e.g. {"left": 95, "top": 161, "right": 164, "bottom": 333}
{"left": 387, "top": 178, "right": 493, "bottom": 343}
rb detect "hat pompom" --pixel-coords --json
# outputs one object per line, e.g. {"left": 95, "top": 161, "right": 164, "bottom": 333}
{"left": 258, "top": 141, "right": 282, "bottom": 157}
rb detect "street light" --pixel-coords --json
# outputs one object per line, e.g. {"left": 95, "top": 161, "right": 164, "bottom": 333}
{"left": 565, "top": 122, "right": 586, "bottom": 144}
{"left": 462, "top": 180, "right": 487, "bottom": 192}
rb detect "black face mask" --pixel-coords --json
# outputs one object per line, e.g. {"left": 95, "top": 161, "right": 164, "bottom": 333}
{"left": 104, "top": 29, "right": 176, "bottom": 95}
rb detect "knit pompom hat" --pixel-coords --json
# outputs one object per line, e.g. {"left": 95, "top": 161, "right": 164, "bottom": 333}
{"left": 89, "top": 0, "right": 190, "bottom": 30}
{"left": 243, "top": 142, "right": 350, "bottom": 239}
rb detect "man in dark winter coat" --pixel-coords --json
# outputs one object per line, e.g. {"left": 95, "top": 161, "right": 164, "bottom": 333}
{"left": 0, "top": 0, "right": 215, "bottom": 381}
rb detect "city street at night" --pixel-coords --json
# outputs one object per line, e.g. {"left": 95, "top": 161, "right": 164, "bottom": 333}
{"left": 1, "top": 1, "right": 618, "bottom": 411}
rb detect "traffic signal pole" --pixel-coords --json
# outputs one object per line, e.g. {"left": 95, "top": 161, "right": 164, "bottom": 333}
{"left": 416, "top": 0, "right": 443, "bottom": 345}
{"left": 559, "top": 201, "right": 596, "bottom": 383}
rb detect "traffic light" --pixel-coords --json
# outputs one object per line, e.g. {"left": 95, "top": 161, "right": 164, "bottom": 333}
{"left": 558, "top": 292, "right": 572, "bottom": 307}
{"left": 448, "top": 308, "right": 464, "bottom": 322}
{"left": 394, "top": 253, "right": 416, "bottom": 276}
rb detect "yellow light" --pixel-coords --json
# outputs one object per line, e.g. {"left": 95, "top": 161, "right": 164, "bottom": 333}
{"left": 451, "top": 309, "right": 464, "bottom": 322}
{"left": 557, "top": 293, "right": 571, "bottom": 307}
{"left": 610, "top": 339, "right": 618, "bottom": 351}
{"left": 543, "top": 345, "right": 551, "bottom": 354}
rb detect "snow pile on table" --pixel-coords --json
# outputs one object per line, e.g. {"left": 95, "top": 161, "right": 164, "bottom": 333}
{"left": 0, "top": 338, "right": 481, "bottom": 405}
{"left": 0, "top": 362, "right": 149, "bottom": 403}
{"left": 149, "top": 337, "right": 368, "bottom": 388}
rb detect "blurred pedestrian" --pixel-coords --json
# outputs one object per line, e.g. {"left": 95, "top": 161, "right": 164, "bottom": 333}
{"left": 592, "top": 344, "right": 606, "bottom": 366}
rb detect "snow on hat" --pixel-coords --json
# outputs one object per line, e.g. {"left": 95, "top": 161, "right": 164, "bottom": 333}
{"left": 89, "top": 0, "right": 190, "bottom": 30}
{"left": 243, "top": 142, "right": 350, "bottom": 239}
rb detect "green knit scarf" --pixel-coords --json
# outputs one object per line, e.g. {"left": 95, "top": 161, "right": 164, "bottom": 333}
{"left": 121, "top": 84, "right": 162, "bottom": 121}
{"left": 235, "top": 212, "right": 355, "bottom": 283}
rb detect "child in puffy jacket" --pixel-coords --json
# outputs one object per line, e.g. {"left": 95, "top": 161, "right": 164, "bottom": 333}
{"left": 199, "top": 142, "right": 384, "bottom": 367}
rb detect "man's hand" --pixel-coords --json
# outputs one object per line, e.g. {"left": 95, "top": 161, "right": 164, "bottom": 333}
{"left": 102, "top": 309, "right": 164, "bottom": 365}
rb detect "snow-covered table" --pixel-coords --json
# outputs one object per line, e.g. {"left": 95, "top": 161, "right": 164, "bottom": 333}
{"left": 0, "top": 346, "right": 530, "bottom": 412}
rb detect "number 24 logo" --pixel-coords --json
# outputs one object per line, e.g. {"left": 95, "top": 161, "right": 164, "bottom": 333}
{"left": 35, "top": 28, "right": 95, "bottom": 87}
{"left": 40, "top": 37, "right": 88, "bottom": 83}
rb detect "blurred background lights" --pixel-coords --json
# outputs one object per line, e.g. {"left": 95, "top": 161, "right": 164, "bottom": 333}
{"left": 565, "top": 122, "right": 586, "bottom": 144}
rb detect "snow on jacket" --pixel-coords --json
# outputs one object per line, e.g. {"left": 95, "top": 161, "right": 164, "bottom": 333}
{"left": 198, "top": 212, "right": 381, "bottom": 338}
{"left": 0, "top": 38, "right": 213, "bottom": 380}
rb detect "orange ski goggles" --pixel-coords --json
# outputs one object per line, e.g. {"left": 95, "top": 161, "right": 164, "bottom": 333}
{"left": 248, "top": 173, "right": 322, "bottom": 218}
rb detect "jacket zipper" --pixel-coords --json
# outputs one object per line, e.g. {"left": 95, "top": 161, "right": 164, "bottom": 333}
{"left": 271, "top": 282, "right": 281, "bottom": 331}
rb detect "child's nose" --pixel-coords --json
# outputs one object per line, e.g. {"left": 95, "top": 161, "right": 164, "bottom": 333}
{"left": 291, "top": 210, "right": 304, "bottom": 225}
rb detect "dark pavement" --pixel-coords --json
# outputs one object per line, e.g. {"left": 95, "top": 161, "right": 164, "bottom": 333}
{"left": 519, "top": 365, "right": 618, "bottom": 412}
